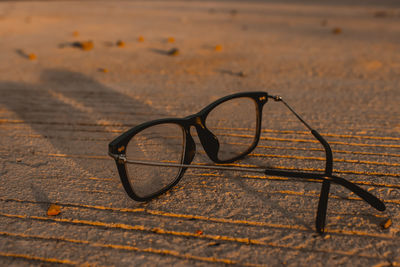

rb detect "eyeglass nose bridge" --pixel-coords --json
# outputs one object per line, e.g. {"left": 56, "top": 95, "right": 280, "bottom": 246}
{"left": 186, "top": 115, "right": 220, "bottom": 162}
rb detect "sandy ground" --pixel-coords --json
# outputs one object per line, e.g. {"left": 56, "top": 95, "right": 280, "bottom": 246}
{"left": 0, "top": 0, "right": 399, "bottom": 266}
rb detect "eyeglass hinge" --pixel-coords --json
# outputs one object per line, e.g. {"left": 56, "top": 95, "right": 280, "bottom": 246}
{"left": 108, "top": 152, "right": 127, "bottom": 164}
{"left": 269, "top": 95, "right": 282, "bottom": 102}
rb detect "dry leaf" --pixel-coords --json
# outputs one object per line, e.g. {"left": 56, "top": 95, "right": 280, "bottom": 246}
{"left": 237, "top": 71, "right": 246, "bottom": 77}
{"left": 374, "top": 11, "right": 388, "bottom": 18}
{"left": 80, "top": 41, "right": 94, "bottom": 51}
{"left": 167, "top": 48, "right": 179, "bottom": 56}
{"left": 380, "top": 218, "right": 392, "bottom": 229}
{"left": 99, "top": 68, "right": 109, "bottom": 73}
{"left": 323, "top": 234, "right": 331, "bottom": 239}
{"left": 47, "top": 204, "right": 61, "bottom": 216}
{"left": 72, "top": 41, "right": 94, "bottom": 51}
{"left": 215, "top": 44, "right": 222, "bottom": 51}
{"left": 28, "top": 53, "right": 37, "bottom": 60}
{"left": 116, "top": 40, "right": 125, "bottom": 47}
{"left": 332, "top": 28, "right": 342, "bottom": 34}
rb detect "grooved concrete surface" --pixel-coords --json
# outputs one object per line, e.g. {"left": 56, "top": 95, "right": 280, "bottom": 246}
{"left": 0, "top": 1, "right": 399, "bottom": 266}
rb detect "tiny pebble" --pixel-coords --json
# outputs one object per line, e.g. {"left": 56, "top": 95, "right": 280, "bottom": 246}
{"left": 324, "top": 234, "right": 331, "bottom": 239}
{"left": 207, "top": 242, "right": 221, "bottom": 247}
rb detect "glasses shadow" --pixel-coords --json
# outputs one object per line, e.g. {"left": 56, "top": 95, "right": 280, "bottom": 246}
{"left": 227, "top": 168, "right": 314, "bottom": 232}
{"left": 0, "top": 68, "right": 169, "bottom": 208}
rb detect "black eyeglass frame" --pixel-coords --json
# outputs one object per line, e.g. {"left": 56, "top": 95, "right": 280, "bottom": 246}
{"left": 109, "top": 91, "right": 386, "bottom": 234}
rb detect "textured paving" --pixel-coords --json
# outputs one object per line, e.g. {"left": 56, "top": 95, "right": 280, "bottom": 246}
{"left": 0, "top": 1, "right": 399, "bottom": 266}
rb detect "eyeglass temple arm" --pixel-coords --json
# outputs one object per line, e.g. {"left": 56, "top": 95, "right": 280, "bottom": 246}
{"left": 268, "top": 95, "right": 334, "bottom": 233}
{"left": 267, "top": 95, "right": 386, "bottom": 233}
{"left": 267, "top": 95, "right": 333, "bottom": 173}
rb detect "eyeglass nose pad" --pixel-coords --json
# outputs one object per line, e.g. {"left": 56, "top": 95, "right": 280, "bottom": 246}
{"left": 195, "top": 125, "right": 220, "bottom": 162}
{"left": 183, "top": 129, "right": 196, "bottom": 165}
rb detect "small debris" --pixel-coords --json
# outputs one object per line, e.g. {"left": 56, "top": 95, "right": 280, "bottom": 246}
{"left": 324, "top": 234, "right": 331, "bottom": 239}
{"left": 116, "top": 40, "right": 125, "bottom": 47}
{"left": 380, "top": 218, "right": 392, "bottom": 230}
{"left": 99, "top": 68, "right": 109, "bottom": 73}
{"left": 138, "top": 36, "right": 145, "bottom": 42}
{"left": 207, "top": 242, "right": 221, "bottom": 247}
{"left": 28, "top": 53, "right": 37, "bottom": 60}
{"left": 167, "top": 48, "right": 179, "bottom": 56}
{"left": 221, "top": 70, "right": 246, "bottom": 77}
{"left": 167, "top": 37, "right": 175, "bottom": 43}
{"left": 237, "top": 71, "right": 246, "bottom": 77}
{"left": 72, "top": 41, "right": 94, "bottom": 51}
{"left": 195, "top": 230, "right": 203, "bottom": 235}
{"left": 332, "top": 27, "right": 342, "bottom": 34}
{"left": 47, "top": 204, "right": 61, "bottom": 216}
{"left": 81, "top": 41, "right": 94, "bottom": 50}
{"left": 374, "top": 11, "right": 388, "bottom": 18}
{"left": 215, "top": 44, "right": 223, "bottom": 51}
{"left": 365, "top": 61, "right": 383, "bottom": 71}
{"left": 72, "top": 31, "right": 79, "bottom": 37}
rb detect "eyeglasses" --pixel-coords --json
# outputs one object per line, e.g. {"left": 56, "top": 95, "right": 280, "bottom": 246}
{"left": 108, "top": 91, "right": 386, "bottom": 234}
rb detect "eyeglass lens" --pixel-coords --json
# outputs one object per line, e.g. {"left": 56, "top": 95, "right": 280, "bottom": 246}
{"left": 205, "top": 97, "right": 258, "bottom": 161}
{"left": 125, "top": 123, "right": 185, "bottom": 198}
